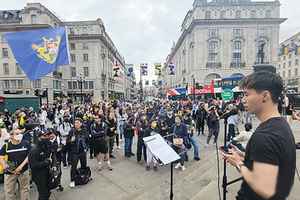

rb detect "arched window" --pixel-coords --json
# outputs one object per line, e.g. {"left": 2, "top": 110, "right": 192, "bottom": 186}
{"left": 265, "top": 10, "right": 271, "bottom": 18}
{"left": 205, "top": 11, "right": 211, "bottom": 19}
{"left": 235, "top": 10, "right": 241, "bottom": 18}
{"left": 208, "top": 41, "right": 219, "bottom": 63}
{"left": 232, "top": 41, "right": 242, "bottom": 65}
{"left": 250, "top": 10, "right": 256, "bottom": 18}
{"left": 31, "top": 14, "right": 37, "bottom": 24}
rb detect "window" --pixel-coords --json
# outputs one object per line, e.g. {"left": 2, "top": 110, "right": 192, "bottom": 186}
{"left": 208, "top": 41, "right": 219, "bottom": 63}
{"left": 17, "top": 80, "right": 23, "bottom": 89}
{"left": 69, "top": 28, "right": 75, "bottom": 35}
{"left": 232, "top": 52, "right": 241, "bottom": 63}
{"left": 220, "top": 10, "right": 226, "bottom": 19}
{"left": 288, "top": 70, "right": 291, "bottom": 78}
{"left": 89, "top": 81, "right": 94, "bottom": 89}
{"left": 289, "top": 54, "right": 292, "bottom": 59}
{"left": 283, "top": 56, "right": 286, "bottom": 60}
{"left": 84, "top": 81, "right": 89, "bottom": 89}
{"left": 83, "top": 54, "right": 89, "bottom": 62}
{"left": 31, "top": 14, "right": 37, "bottom": 24}
{"left": 11, "top": 80, "right": 16, "bottom": 89}
{"left": 72, "top": 81, "right": 77, "bottom": 89}
{"left": 289, "top": 61, "right": 292, "bottom": 67}
{"left": 32, "top": 80, "right": 41, "bottom": 88}
{"left": 250, "top": 10, "right": 256, "bottom": 18}
{"left": 208, "top": 29, "right": 218, "bottom": 38}
{"left": 205, "top": 11, "right": 211, "bottom": 19}
{"left": 283, "top": 63, "right": 286, "bottom": 69}
{"left": 71, "top": 54, "right": 76, "bottom": 62}
{"left": 71, "top": 67, "right": 76, "bottom": 77}
{"left": 2, "top": 48, "right": 8, "bottom": 58}
{"left": 235, "top": 10, "right": 241, "bottom": 18}
{"left": 83, "top": 67, "right": 89, "bottom": 77}
{"left": 296, "top": 59, "right": 299, "bottom": 66}
{"left": 295, "top": 68, "right": 298, "bottom": 76}
{"left": 283, "top": 71, "right": 286, "bottom": 78}
{"left": 16, "top": 63, "right": 22, "bottom": 75}
{"left": 233, "top": 29, "right": 242, "bottom": 37}
{"left": 68, "top": 81, "right": 72, "bottom": 89}
{"left": 265, "top": 10, "right": 271, "bottom": 18}
{"left": 3, "top": 80, "right": 9, "bottom": 89}
{"left": 3, "top": 63, "right": 9, "bottom": 75}
{"left": 82, "top": 43, "right": 88, "bottom": 50}
{"left": 233, "top": 41, "right": 241, "bottom": 50}
{"left": 53, "top": 80, "right": 61, "bottom": 90}
{"left": 70, "top": 43, "right": 76, "bottom": 50}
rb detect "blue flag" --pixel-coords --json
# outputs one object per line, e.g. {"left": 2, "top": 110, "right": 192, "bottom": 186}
{"left": 4, "top": 27, "right": 69, "bottom": 80}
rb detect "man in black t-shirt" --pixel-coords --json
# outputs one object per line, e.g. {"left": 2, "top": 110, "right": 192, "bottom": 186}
{"left": 222, "top": 71, "right": 296, "bottom": 200}
{"left": 0, "top": 129, "right": 31, "bottom": 200}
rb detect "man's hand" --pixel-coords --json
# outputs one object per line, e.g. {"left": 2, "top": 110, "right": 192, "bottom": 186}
{"left": 13, "top": 166, "right": 22, "bottom": 175}
{"left": 221, "top": 148, "right": 244, "bottom": 168}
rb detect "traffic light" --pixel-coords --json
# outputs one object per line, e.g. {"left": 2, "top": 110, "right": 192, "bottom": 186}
{"left": 42, "top": 89, "right": 48, "bottom": 97}
{"left": 34, "top": 89, "right": 40, "bottom": 96}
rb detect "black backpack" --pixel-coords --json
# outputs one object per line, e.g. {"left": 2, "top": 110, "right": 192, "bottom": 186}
{"left": 74, "top": 167, "right": 92, "bottom": 186}
{"left": 48, "top": 165, "right": 62, "bottom": 190}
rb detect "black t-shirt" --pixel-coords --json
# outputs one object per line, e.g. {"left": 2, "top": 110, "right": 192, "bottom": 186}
{"left": 237, "top": 117, "right": 296, "bottom": 200}
{"left": 0, "top": 140, "right": 31, "bottom": 174}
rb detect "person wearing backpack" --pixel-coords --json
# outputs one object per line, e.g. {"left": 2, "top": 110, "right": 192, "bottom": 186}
{"left": 28, "top": 130, "right": 54, "bottom": 200}
{"left": 0, "top": 129, "right": 31, "bottom": 200}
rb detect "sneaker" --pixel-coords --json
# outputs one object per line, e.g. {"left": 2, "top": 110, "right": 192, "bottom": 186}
{"left": 194, "top": 157, "right": 200, "bottom": 161}
{"left": 69, "top": 181, "right": 75, "bottom": 188}
{"left": 130, "top": 152, "right": 135, "bottom": 156}
{"left": 110, "top": 154, "right": 116, "bottom": 159}
{"left": 108, "top": 165, "right": 113, "bottom": 171}
{"left": 153, "top": 166, "right": 158, "bottom": 171}
{"left": 175, "top": 163, "right": 181, "bottom": 169}
{"left": 146, "top": 165, "right": 151, "bottom": 171}
{"left": 98, "top": 162, "right": 103, "bottom": 171}
{"left": 117, "top": 146, "right": 121, "bottom": 150}
{"left": 181, "top": 165, "right": 186, "bottom": 171}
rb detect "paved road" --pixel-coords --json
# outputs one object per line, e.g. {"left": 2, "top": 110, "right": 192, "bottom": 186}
{"left": 1, "top": 118, "right": 300, "bottom": 200}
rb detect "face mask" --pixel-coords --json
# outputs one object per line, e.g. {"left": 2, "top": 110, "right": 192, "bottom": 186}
{"left": 14, "top": 134, "right": 23, "bottom": 141}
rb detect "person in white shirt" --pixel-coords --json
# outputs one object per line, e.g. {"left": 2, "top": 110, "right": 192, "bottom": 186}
{"left": 232, "top": 123, "right": 253, "bottom": 152}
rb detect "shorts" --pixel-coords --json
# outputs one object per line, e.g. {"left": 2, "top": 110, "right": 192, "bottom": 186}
{"left": 94, "top": 138, "right": 108, "bottom": 155}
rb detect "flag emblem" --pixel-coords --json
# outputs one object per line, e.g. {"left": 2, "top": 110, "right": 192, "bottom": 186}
{"left": 32, "top": 36, "right": 61, "bottom": 64}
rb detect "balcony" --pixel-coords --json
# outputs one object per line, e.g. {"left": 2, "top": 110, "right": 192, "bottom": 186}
{"left": 206, "top": 62, "right": 222, "bottom": 69}
{"left": 230, "top": 62, "right": 246, "bottom": 68}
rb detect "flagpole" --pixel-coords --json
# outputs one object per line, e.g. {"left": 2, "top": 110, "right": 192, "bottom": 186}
{"left": 139, "top": 64, "right": 143, "bottom": 102}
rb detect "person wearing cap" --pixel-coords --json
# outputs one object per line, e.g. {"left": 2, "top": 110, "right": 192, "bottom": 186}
{"left": 28, "top": 130, "right": 53, "bottom": 200}
{"left": 67, "top": 118, "right": 88, "bottom": 188}
{"left": 0, "top": 129, "right": 31, "bottom": 200}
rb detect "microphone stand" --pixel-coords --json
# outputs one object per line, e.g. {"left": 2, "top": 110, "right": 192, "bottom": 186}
{"left": 221, "top": 111, "right": 242, "bottom": 200}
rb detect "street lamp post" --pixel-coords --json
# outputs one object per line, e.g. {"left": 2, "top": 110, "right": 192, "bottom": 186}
{"left": 192, "top": 75, "right": 196, "bottom": 102}
{"left": 78, "top": 76, "right": 84, "bottom": 104}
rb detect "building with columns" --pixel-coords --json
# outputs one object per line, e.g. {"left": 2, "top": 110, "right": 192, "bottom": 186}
{"left": 0, "top": 3, "right": 134, "bottom": 103}
{"left": 278, "top": 32, "right": 300, "bottom": 92}
{"left": 162, "top": 0, "right": 286, "bottom": 91}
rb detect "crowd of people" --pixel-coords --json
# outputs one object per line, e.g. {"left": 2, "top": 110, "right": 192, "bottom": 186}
{"left": 0, "top": 96, "right": 253, "bottom": 200}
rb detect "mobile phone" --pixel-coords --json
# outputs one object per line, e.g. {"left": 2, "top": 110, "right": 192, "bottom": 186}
{"left": 219, "top": 146, "right": 232, "bottom": 155}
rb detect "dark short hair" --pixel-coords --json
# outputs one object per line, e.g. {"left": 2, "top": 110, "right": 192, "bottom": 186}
{"left": 240, "top": 71, "right": 283, "bottom": 103}
{"left": 244, "top": 123, "right": 252, "bottom": 131}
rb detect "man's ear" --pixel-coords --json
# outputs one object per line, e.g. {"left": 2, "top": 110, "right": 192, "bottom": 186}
{"left": 262, "top": 91, "right": 271, "bottom": 103}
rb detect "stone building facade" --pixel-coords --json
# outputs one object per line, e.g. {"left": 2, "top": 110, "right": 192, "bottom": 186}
{"left": 0, "top": 3, "right": 134, "bottom": 103}
{"left": 162, "top": 0, "right": 286, "bottom": 90}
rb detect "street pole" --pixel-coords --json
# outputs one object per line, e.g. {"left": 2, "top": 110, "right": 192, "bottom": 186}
{"left": 80, "top": 78, "right": 83, "bottom": 104}
{"left": 192, "top": 76, "right": 196, "bottom": 102}
{"left": 139, "top": 65, "right": 143, "bottom": 102}
{"left": 46, "top": 88, "right": 49, "bottom": 105}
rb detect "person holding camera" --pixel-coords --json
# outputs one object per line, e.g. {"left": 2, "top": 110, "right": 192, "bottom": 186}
{"left": 28, "top": 130, "right": 54, "bottom": 200}
{"left": 222, "top": 72, "right": 296, "bottom": 200}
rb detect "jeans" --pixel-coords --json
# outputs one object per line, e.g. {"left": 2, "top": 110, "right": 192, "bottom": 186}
{"left": 228, "top": 124, "right": 235, "bottom": 141}
{"left": 136, "top": 137, "right": 147, "bottom": 162}
{"left": 190, "top": 136, "right": 200, "bottom": 159}
{"left": 32, "top": 170, "right": 50, "bottom": 200}
{"left": 124, "top": 137, "right": 133, "bottom": 155}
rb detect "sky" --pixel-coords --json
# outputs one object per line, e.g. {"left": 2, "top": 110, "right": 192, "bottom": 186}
{"left": 1, "top": 0, "right": 299, "bottom": 81}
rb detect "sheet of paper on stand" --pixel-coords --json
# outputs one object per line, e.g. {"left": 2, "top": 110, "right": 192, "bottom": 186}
{"left": 143, "top": 134, "right": 180, "bottom": 165}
